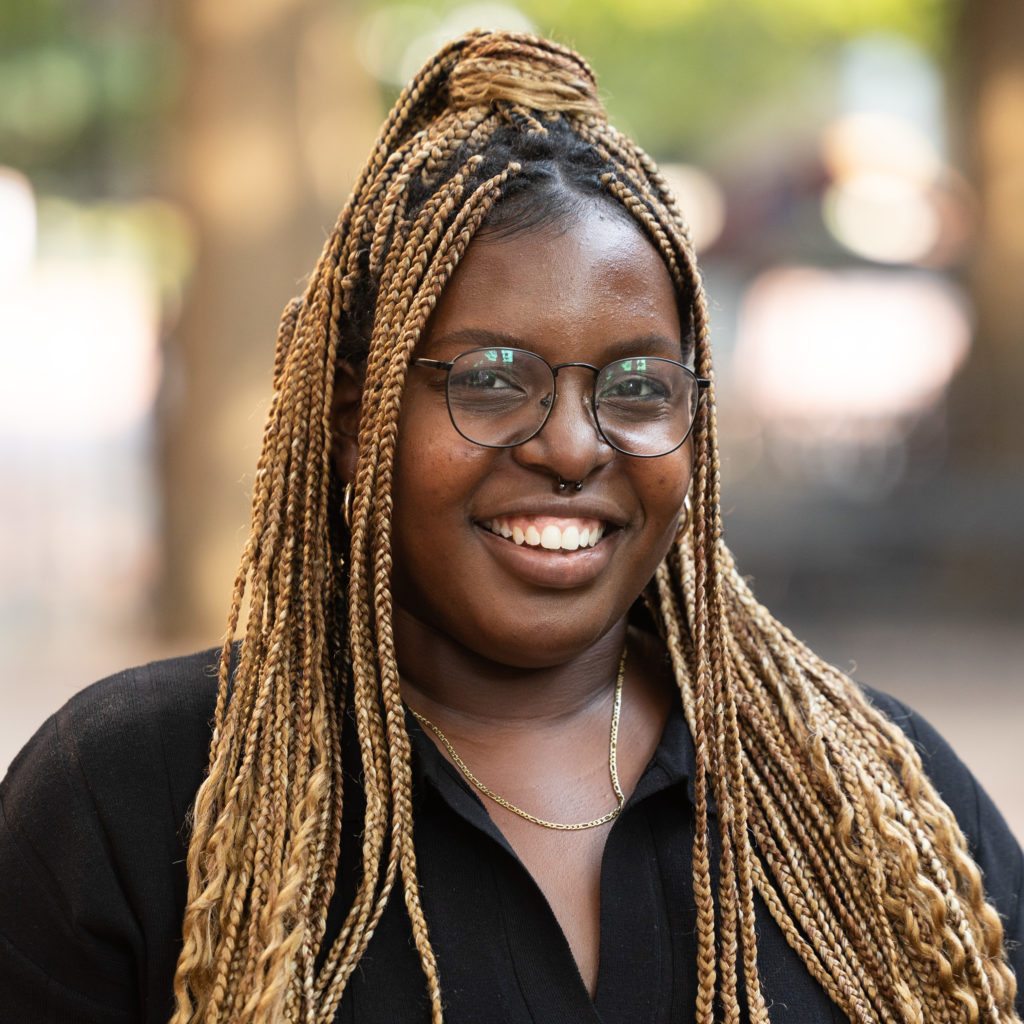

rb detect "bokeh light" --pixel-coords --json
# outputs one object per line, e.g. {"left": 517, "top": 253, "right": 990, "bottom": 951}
{"left": 824, "top": 172, "right": 941, "bottom": 264}
{"left": 732, "top": 266, "right": 970, "bottom": 429}
{"left": 818, "top": 35, "right": 968, "bottom": 266}
{"left": 661, "top": 163, "right": 726, "bottom": 253}
{"left": 0, "top": 168, "right": 36, "bottom": 279}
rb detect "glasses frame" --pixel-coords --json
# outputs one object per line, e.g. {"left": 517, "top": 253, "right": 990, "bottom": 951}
{"left": 413, "top": 346, "right": 711, "bottom": 458}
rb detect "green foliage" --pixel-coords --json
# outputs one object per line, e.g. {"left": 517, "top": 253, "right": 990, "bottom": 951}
{"left": 0, "top": 0, "right": 68, "bottom": 48}
{"left": 0, "top": 0, "right": 178, "bottom": 191}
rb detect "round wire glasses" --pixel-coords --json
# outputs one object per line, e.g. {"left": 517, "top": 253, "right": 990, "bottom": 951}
{"left": 413, "top": 346, "right": 710, "bottom": 458}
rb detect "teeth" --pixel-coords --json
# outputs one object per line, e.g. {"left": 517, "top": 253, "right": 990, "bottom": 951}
{"left": 486, "top": 518, "right": 605, "bottom": 551}
{"left": 540, "top": 525, "right": 561, "bottom": 550}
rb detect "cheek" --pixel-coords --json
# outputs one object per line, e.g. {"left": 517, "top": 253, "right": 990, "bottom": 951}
{"left": 393, "top": 430, "right": 481, "bottom": 504}
{"left": 634, "top": 445, "right": 694, "bottom": 555}
{"left": 647, "top": 445, "right": 694, "bottom": 515}
{"left": 391, "top": 394, "right": 491, "bottom": 528}
{"left": 393, "top": 393, "right": 453, "bottom": 490}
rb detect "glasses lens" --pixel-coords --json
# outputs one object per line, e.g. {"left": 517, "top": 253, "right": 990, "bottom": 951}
{"left": 594, "top": 357, "right": 699, "bottom": 456}
{"left": 446, "top": 348, "right": 553, "bottom": 447}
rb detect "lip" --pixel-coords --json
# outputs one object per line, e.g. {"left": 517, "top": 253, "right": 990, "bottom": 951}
{"left": 475, "top": 520, "right": 621, "bottom": 590}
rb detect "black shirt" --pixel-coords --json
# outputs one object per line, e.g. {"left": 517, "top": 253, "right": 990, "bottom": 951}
{"left": 1, "top": 648, "right": 1021, "bottom": 1022}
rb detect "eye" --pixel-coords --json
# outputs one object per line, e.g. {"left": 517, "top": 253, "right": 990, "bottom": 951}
{"left": 598, "top": 361, "right": 672, "bottom": 402}
{"left": 446, "top": 362, "right": 535, "bottom": 415}
{"left": 446, "top": 348, "right": 543, "bottom": 405}
{"left": 449, "top": 367, "right": 518, "bottom": 391}
{"left": 601, "top": 375, "right": 666, "bottom": 399}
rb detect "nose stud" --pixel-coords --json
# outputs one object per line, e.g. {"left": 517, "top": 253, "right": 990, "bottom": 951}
{"left": 558, "top": 478, "right": 584, "bottom": 492}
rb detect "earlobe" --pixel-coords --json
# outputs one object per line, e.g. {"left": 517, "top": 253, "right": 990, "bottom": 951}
{"left": 330, "top": 361, "right": 364, "bottom": 483}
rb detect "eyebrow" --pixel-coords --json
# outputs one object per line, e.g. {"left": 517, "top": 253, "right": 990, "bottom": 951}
{"left": 424, "top": 328, "right": 686, "bottom": 363}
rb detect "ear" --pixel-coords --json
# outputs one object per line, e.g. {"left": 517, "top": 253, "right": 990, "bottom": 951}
{"left": 330, "top": 361, "right": 364, "bottom": 484}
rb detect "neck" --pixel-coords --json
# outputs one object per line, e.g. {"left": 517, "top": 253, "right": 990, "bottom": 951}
{"left": 394, "top": 607, "right": 629, "bottom": 728}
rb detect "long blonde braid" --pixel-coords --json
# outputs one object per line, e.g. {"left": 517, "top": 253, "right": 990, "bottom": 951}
{"left": 170, "top": 30, "right": 1020, "bottom": 1024}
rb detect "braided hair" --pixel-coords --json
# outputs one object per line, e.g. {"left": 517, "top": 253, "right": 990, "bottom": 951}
{"left": 170, "top": 30, "right": 1020, "bottom": 1024}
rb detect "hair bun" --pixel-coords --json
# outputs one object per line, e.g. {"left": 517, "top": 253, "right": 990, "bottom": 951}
{"left": 447, "top": 31, "right": 604, "bottom": 119}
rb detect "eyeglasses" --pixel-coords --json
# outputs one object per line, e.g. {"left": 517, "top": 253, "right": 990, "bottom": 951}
{"left": 413, "top": 346, "right": 710, "bottom": 458}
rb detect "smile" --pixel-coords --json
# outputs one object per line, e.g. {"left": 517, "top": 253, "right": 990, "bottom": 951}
{"left": 481, "top": 516, "right": 606, "bottom": 552}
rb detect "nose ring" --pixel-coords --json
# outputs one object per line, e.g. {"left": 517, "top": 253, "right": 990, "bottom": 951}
{"left": 558, "top": 478, "right": 584, "bottom": 492}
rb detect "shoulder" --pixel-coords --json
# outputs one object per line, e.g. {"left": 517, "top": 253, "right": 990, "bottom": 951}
{"left": 860, "top": 685, "right": 1024, "bottom": 968}
{"left": 860, "top": 685, "right": 1017, "bottom": 852}
{"left": 3, "top": 647, "right": 223, "bottom": 832}
{"left": 61, "top": 644, "right": 223, "bottom": 739}
{"left": 0, "top": 649, "right": 224, "bottom": 1021}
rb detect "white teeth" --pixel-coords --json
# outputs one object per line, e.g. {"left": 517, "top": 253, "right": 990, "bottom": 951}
{"left": 486, "top": 518, "right": 605, "bottom": 551}
{"left": 540, "top": 525, "right": 561, "bottom": 550}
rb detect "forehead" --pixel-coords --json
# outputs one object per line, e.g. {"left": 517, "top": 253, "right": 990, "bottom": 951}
{"left": 420, "top": 205, "right": 683, "bottom": 362}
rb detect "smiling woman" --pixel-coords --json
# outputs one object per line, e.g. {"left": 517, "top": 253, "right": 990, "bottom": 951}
{"left": 0, "top": 29, "right": 1022, "bottom": 1024}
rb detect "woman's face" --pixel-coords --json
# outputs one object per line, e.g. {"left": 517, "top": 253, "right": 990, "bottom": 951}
{"left": 389, "top": 202, "right": 694, "bottom": 667}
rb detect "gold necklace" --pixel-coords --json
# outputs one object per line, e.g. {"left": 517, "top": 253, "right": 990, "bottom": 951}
{"left": 408, "top": 648, "right": 627, "bottom": 831}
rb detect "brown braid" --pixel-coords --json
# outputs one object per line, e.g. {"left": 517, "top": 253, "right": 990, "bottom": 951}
{"left": 170, "top": 29, "right": 1021, "bottom": 1024}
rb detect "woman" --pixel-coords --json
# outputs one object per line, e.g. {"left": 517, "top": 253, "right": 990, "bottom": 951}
{"left": 1, "top": 29, "right": 1021, "bottom": 1024}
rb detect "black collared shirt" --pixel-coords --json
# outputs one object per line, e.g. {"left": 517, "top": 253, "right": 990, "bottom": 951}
{"left": 1, "top": 648, "right": 1022, "bottom": 1022}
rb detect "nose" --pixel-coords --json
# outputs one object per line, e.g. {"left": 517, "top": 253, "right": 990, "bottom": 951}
{"left": 511, "top": 365, "right": 614, "bottom": 484}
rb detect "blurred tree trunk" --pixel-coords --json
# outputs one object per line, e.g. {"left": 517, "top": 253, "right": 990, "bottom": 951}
{"left": 949, "top": 0, "right": 1024, "bottom": 472}
{"left": 159, "top": 0, "right": 380, "bottom": 641}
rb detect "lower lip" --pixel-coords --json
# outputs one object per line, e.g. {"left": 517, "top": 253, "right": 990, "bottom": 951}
{"left": 476, "top": 525, "right": 618, "bottom": 589}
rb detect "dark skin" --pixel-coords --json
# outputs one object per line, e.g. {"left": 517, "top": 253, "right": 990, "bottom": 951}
{"left": 333, "top": 205, "right": 692, "bottom": 996}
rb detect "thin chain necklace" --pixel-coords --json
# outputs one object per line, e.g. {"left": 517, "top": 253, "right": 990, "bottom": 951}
{"left": 408, "top": 648, "right": 627, "bottom": 831}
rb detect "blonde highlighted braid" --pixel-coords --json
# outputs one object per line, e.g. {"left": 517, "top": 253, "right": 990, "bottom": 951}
{"left": 170, "top": 30, "right": 1020, "bottom": 1024}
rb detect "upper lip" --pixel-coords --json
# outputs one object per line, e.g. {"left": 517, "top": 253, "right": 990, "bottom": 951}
{"left": 474, "top": 497, "right": 628, "bottom": 528}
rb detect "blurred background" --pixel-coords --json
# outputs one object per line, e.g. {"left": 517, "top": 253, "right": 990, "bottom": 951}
{"left": 1, "top": 0, "right": 1021, "bottom": 838}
